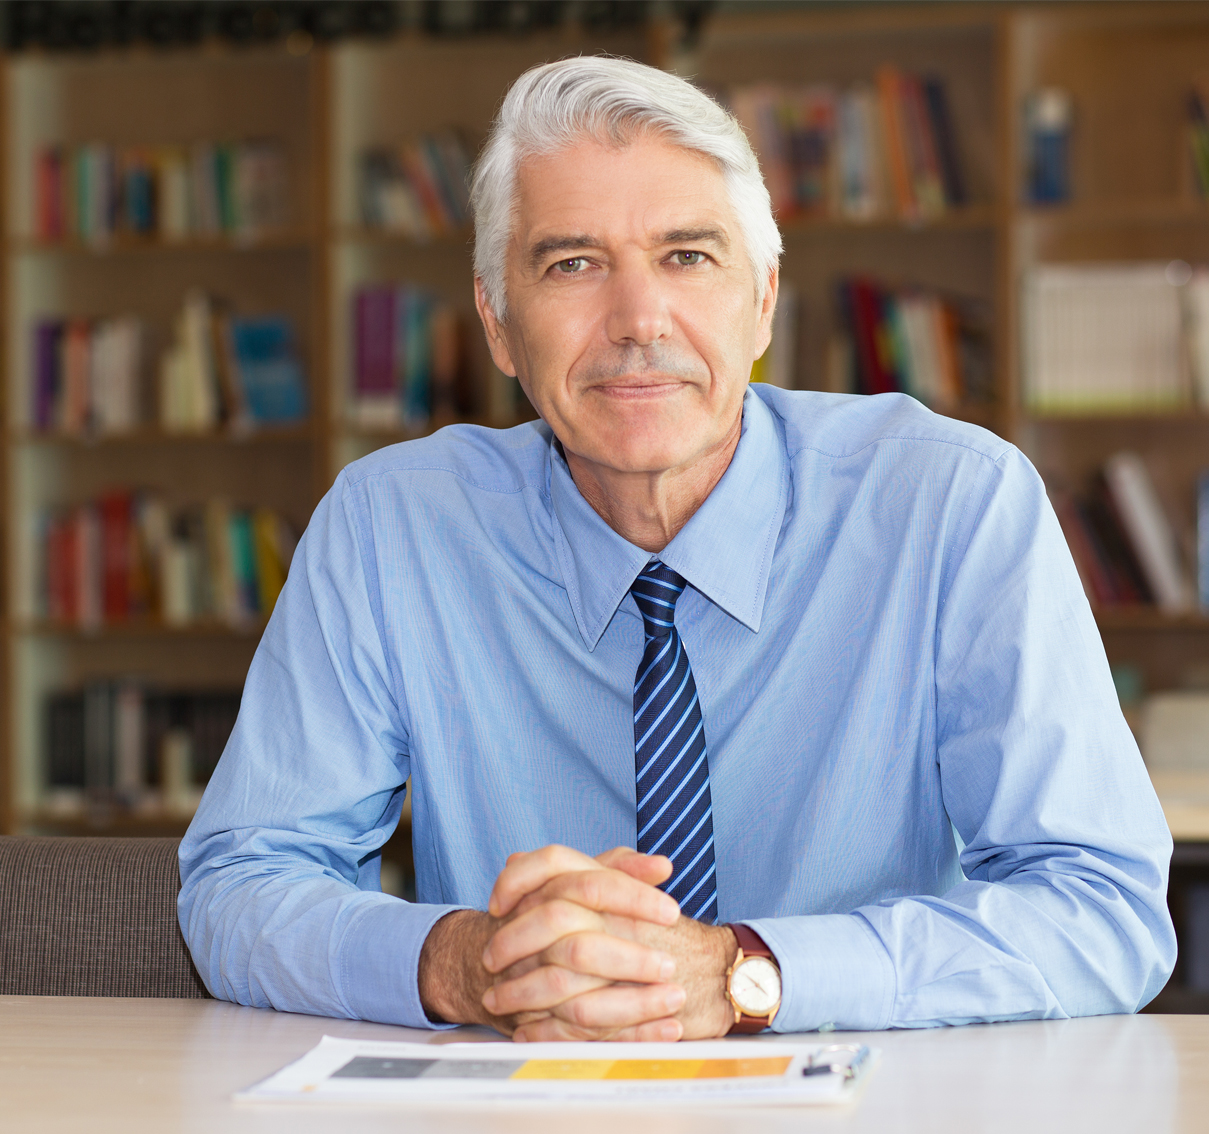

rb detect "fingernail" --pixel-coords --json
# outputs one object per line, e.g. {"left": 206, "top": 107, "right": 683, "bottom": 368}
{"left": 664, "top": 988, "right": 686, "bottom": 1012}
{"left": 481, "top": 949, "right": 494, "bottom": 972}
{"left": 659, "top": 956, "right": 676, "bottom": 980}
{"left": 482, "top": 989, "right": 497, "bottom": 1011}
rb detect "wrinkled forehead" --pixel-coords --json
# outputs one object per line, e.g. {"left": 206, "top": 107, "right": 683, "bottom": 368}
{"left": 507, "top": 134, "right": 737, "bottom": 251}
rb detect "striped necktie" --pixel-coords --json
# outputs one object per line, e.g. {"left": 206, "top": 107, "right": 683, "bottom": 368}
{"left": 630, "top": 561, "right": 718, "bottom": 923}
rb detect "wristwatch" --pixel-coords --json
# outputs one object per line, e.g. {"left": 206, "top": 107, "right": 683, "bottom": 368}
{"left": 725, "top": 923, "right": 781, "bottom": 1034}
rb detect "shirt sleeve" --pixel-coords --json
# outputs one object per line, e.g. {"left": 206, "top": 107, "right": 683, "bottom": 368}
{"left": 177, "top": 472, "right": 467, "bottom": 1027}
{"left": 747, "top": 446, "right": 1176, "bottom": 1032}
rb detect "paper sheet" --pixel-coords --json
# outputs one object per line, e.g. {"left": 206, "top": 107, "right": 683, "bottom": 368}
{"left": 237, "top": 1036, "right": 875, "bottom": 1107}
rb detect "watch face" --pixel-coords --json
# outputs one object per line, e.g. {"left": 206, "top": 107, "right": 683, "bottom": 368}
{"left": 731, "top": 955, "right": 781, "bottom": 1016}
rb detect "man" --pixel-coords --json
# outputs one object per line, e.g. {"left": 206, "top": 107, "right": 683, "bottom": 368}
{"left": 179, "top": 57, "right": 1175, "bottom": 1041}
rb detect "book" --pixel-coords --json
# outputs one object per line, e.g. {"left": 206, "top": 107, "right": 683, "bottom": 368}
{"left": 1024, "top": 263, "right": 1187, "bottom": 415}
{"left": 350, "top": 284, "right": 465, "bottom": 427}
{"left": 835, "top": 275, "right": 978, "bottom": 409}
{"left": 38, "top": 489, "right": 296, "bottom": 629}
{"left": 358, "top": 132, "right": 472, "bottom": 236}
{"left": 1103, "top": 451, "right": 1194, "bottom": 613}
{"left": 1199, "top": 472, "right": 1209, "bottom": 612}
{"left": 225, "top": 314, "right": 308, "bottom": 426}
{"left": 33, "top": 138, "right": 289, "bottom": 243}
{"left": 40, "top": 681, "right": 242, "bottom": 817}
{"left": 731, "top": 70, "right": 967, "bottom": 224}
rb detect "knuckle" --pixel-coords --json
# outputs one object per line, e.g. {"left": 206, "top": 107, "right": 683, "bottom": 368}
{"left": 547, "top": 966, "right": 573, "bottom": 998}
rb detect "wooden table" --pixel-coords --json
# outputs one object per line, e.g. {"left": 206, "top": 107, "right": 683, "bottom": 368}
{"left": 2, "top": 996, "right": 1206, "bottom": 1133}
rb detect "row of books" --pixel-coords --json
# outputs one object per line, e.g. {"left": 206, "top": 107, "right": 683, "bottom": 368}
{"left": 1024, "top": 262, "right": 1209, "bottom": 415}
{"left": 730, "top": 67, "right": 966, "bottom": 224}
{"left": 38, "top": 492, "right": 297, "bottom": 630}
{"left": 34, "top": 139, "right": 289, "bottom": 244}
{"left": 159, "top": 291, "right": 308, "bottom": 432}
{"left": 351, "top": 284, "right": 466, "bottom": 428}
{"left": 1052, "top": 452, "right": 1198, "bottom": 614}
{"left": 833, "top": 276, "right": 991, "bottom": 411}
{"left": 31, "top": 315, "right": 143, "bottom": 435}
{"left": 44, "top": 681, "right": 241, "bottom": 817}
{"left": 30, "top": 293, "right": 308, "bottom": 435}
{"left": 358, "top": 132, "right": 472, "bottom": 238}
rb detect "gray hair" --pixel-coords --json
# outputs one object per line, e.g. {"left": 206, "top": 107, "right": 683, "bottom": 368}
{"left": 470, "top": 56, "right": 782, "bottom": 321}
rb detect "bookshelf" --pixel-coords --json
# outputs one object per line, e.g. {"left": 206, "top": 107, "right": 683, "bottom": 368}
{"left": 0, "top": 26, "right": 651, "bottom": 838}
{"left": 0, "top": 4, "right": 1205, "bottom": 915}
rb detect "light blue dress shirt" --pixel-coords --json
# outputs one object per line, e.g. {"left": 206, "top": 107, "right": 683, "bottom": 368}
{"left": 179, "top": 385, "right": 1176, "bottom": 1032}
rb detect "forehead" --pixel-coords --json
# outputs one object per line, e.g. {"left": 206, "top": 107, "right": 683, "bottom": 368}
{"left": 510, "top": 134, "right": 736, "bottom": 247}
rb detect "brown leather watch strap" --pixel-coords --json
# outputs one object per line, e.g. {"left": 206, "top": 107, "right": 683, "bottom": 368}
{"left": 730, "top": 923, "right": 773, "bottom": 961}
{"left": 726, "top": 923, "right": 778, "bottom": 1035}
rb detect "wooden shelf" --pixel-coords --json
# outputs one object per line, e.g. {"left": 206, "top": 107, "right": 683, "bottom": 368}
{"left": 12, "top": 618, "right": 267, "bottom": 640}
{"left": 1094, "top": 609, "right": 1209, "bottom": 632}
{"left": 10, "top": 424, "right": 315, "bottom": 446}
{"left": 19, "top": 810, "right": 195, "bottom": 837}
{"left": 1023, "top": 410, "right": 1209, "bottom": 425}
{"left": 331, "top": 225, "right": 473, "bottom": 247}
{"left": 8, "top": 231, "right": 314, "bottom": 256}
{"left": 780, "top": 204, "right": 1000, "bottom": 236}
{"left": 1019, "top": 198, "right": 1209, "bottom": 228}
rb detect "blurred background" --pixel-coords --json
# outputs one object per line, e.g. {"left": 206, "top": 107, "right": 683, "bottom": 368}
{"left": 3, "top": 0, "right": 1209, "bottom": 1012}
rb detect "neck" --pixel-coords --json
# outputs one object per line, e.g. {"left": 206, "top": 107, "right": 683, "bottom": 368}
{"left": 565, "top": 415, "right": 742, "bottom": 553}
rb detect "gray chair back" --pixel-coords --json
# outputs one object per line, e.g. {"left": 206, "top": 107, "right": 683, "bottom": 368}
{"left": 0, "top": 835, "right": 209, "bottom": 997}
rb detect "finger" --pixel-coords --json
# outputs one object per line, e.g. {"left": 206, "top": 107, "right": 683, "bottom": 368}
{"left": 540, "top": 931, "right": 677, "bottom": 984}
{"left": 483, "top": 965, "right": 610, "bottom": 1015}
{"left": 489, "top": 845, "right": 602, "bottom": 918}
{"left": 514, "top": 1016, "right": 684, "bottom": 1043}
{"left": 512, "top": 868, "right": 679, "bottom": 928}
{"left": 551, "top": 982, "right": 686, "bottom": 1031}
{"left": 483, "top": 898, "right": 602, "bottom": 973}
{"left": 597, "top": 848, "right": 674, "bottom": 887}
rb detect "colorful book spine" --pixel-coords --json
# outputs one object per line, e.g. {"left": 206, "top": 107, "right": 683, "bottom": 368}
{"left": 351, "top": 284, "right": 463, "bottom": 428}
{"left": 732, "top": 70, "right": 966, "bottom": 223}
{"left": 358, "top": 131, "right": 473, "bottom": 236}
{"left": 33, "top": 139, "right": 289, "bottom": 243}
{"left": 38, "top": 490, "right": 295, "bottom": 629}
{"left": 836, "top": 276, "right": 975, "bottom": 410}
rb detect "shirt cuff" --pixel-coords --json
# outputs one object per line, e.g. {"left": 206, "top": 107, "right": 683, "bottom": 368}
{"left": 336, "top": 897, "right": 471, "bottom": 1029}
{"left": 743, "top": 914, "right": 897, "bottom": 1033}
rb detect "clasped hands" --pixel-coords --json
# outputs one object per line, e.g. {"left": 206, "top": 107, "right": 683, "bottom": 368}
{"left": 418, "top": 845, "right": 738, "bottom": 1041}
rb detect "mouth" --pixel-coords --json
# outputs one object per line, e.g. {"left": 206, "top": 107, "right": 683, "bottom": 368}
{"left": 588, "top": 377, "right": 688, "bottom": 400}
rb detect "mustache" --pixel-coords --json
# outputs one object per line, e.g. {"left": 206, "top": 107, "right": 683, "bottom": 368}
{"left": 575, "top": 344, "right": 706, "bottom": 383}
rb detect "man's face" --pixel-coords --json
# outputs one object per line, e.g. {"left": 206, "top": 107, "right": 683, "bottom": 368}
{"left": 476, "top": 134, "right": 777, "bottom": 478}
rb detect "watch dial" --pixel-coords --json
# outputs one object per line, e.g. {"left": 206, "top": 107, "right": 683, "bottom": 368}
{"left": 732, "top": 956, "right": 780, "bottom": 1015}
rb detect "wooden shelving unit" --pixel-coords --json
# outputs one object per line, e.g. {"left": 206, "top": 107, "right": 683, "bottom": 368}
{"left": 0, "top": 25, "right": 651, "bottom": 839}
{"left": 0, "top": 6, "right": 1207, "bottom": 898}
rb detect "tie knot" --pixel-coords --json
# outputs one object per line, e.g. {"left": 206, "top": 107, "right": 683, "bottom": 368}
{"left": 630, "top": 560, "right": 687, "bottom": 637}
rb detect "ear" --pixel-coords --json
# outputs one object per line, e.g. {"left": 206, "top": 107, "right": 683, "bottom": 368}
{"left": 752, "top": 265, "right": 780, "bottom": 362}
{"left": 474, "top": 276, "right": 519, "bottom": 378}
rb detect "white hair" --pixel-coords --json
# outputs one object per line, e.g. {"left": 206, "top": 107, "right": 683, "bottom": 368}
{"left": 470, "top": 55, "right": 782, "bottom": 321}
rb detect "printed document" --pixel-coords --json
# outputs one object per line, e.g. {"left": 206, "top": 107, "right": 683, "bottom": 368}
{"left": 238, "top": 1036, "right": 875, "bottom": 1107}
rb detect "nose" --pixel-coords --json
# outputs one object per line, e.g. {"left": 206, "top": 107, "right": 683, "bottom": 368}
{"left": 603, "top": 255, "right": 673, "bottom": 347}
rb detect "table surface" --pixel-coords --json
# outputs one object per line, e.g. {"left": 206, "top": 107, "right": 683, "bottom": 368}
{"left": 2, "top": 997, "right": 1207, "bottom": 1134}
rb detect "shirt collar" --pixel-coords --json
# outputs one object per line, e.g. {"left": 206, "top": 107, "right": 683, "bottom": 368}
{"left": 549, "top": 387, "right": 789, "bottom": 651}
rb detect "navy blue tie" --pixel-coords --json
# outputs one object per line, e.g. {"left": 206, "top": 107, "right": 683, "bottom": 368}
{"left": 630, "top": 561, "right": 718, "bottom": 923}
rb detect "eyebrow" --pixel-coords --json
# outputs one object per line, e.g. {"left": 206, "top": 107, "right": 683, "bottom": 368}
{"left": 524, "top": 225, "right": 731, "bottom": 272}
{"left": 526, "top": 234, "right": 598, "bottom": 272}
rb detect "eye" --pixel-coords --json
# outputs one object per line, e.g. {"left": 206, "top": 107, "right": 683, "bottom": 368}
{"left": 554, "top": 257, "right": 589, "bottom": 273}
{"left": 671, "top": 250, "right": 706, "bottom": 266}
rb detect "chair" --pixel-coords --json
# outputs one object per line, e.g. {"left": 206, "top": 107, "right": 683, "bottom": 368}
{"left": 0, "top": 835, "right": 210, "bottom": 997}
